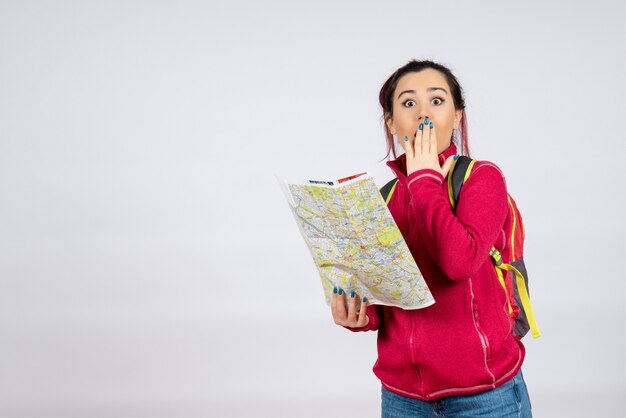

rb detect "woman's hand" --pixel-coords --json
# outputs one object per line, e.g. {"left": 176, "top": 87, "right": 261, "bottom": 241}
{"left": 400, "top": 120, "right": 455, "bottom": 177}
{"left": 331, "top": 287, "right": 369, "bottom": 328}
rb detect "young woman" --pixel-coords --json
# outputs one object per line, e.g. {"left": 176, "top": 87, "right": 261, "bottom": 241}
{"left": 330, "top": 60, "right": 533, "bottom": 417}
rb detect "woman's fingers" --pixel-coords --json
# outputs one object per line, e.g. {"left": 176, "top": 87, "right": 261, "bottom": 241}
{"left": 422, "top": 119, "right": 436, "bottom": 155}
{"left": 441, "top": 155, "right": 456, "bottom": 178}
{"left": 420, "top": 121, "right": 428, "bottom": 155}
{"left": 414, "top": 119, "right": 437, "bottom": 156}
{"left": 358, "top": 297, "right": 369, "bottom": 327}
{"left": 331, "top": 287, "right": 368, "bottom": 328}
{"left": 331, "top": 287, "right": 347, "bottom": 325}
{"left": 347, "top": 290, "right": 358, "bottom": 322}
{"left": 413, "top": 124, "right": 422, "bottom": 157}
{"left": 397, "top": 134, "right": 407, "bottom": 154}
{"left": 425, "top": 120, "right": 434, "bottom": 154}
{"left": 404, "top": 119, "right": 443, "bottom": 177}
{"left": 399, "top": 134, "right": 413, "bottom": 158}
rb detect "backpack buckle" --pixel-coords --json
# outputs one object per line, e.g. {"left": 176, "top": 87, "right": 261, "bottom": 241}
{"left": 490, "top": 247, "right": 503, "bottom": 266}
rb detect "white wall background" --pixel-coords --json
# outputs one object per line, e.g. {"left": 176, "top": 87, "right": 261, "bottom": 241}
{"left": 1, "top": 0, "right": 624, "bottom": 417}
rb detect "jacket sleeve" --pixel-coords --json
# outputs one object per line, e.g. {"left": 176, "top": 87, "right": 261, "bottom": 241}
{"left": 405, "top": 162, "right": 508, "bottom": 281}
{"left": 342, "top": 304, "right": 383, "bottom": 332}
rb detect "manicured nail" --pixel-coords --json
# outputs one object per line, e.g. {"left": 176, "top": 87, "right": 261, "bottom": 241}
{"left": 404, "top": 135, "right": 408, "bottom": 142}
{"left": 351, "top": 290, "right": 355, "bottom": 298}
{"left": 419, "top": 123, "right": 423, "bottom": 130}
{"left": 424, "top": 117, "right": 429, "bottom": 124}
{"left": 333, "top": 287, "right": 337, "bottom": 294}
{"left": 362, "top": 297, "right": 367, "bottom": 302}
{"left": 429, "top": 122, "right": 433, "bottom": 128}
{"left": 338, "top": 288, "right": 343, "bottom": 295}
{"left": 453, "top": 154, "right": 460, "bottom": 160}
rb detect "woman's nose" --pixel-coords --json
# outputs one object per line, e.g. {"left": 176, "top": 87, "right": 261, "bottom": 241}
{"left": 415, "top": 106, "right": 429, "bottom": 117}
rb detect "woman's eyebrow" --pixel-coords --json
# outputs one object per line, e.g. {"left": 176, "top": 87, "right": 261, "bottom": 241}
{"left": 397, "top": 87, "right": 448, "bottom": 99}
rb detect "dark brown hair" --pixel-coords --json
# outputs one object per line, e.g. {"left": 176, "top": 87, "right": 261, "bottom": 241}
{"left": 379, "top": 59, "right": 470, "bottom": 160}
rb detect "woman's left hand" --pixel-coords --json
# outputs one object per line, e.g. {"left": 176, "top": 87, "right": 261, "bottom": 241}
{"left": 401, "top": 120, "right": 456, "bottom": 177}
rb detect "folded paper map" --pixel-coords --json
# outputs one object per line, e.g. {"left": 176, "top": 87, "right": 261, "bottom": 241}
{"left": 278, "top": 172, "right": 434, "bottom": 310}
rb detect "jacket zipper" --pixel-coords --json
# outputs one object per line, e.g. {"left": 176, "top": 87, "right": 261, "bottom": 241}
{"left": 469, "top": 278, "right": 496, "bottom": 384}
{"left": 408, "top": 313, "right": 424, "bottom": 397}
{"left": 473, "top": 307, "right": 492, "bottom": 362}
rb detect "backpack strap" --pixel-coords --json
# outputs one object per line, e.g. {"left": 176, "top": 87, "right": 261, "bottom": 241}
{"left": 380, "top": 178, "right": 398, "bottom": 204}
{"left": 494, "top": 261, "right": 541, "bottom": 338}
{"left": 448, "top": 156, "right": 476, "bottom": 211}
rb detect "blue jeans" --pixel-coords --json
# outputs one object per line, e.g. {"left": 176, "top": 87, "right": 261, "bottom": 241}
{"left": 381, "top": 369, "right": 532, "bottom": 417}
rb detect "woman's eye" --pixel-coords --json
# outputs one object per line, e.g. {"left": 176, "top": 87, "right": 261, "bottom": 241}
{"left": 403, "top": 98, "right": 444, "bottom": 107}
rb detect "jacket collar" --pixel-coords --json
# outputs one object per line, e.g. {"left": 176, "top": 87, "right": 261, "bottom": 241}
{"left": 386, "top": 142, "right": 458, "bottom": 182}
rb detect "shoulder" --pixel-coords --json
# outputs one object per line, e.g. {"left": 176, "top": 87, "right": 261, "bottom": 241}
{"left": 469, "top": 159, "right": 506, "bottom": 180}
{"left": 461, "top": 158, "right": 508, "bottom": 193}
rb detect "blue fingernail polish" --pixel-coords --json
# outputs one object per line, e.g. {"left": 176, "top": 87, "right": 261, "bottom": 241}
{"left": 419, "top": 123, "right": 423, "bottom": 130}
{"left": 404, "top": 135, "right": 408, "bottom": 142}
{"left": 453, "top": 154, "right": 459, "bottom": 160}
{"left": 338, "top": 288, "right": 343, "bottom": 295}
{"left": 424, "top": 117, "right": 429, "bottom": 124}
{"left": 333, "top": 287, "right": 337, "bottom": 294}
{"left": 429, "top": 122, "right": 433, "bottom": 128}
{"left": 351, "top": 291, "right": 355, "bottom": 298}
{"left": 363, "top": 297, "right": 367, "bottom": 302}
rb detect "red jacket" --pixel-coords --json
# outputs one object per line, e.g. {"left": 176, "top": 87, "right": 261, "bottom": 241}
{"left": 347, "top": 142, "right": 525, "bottom": 400}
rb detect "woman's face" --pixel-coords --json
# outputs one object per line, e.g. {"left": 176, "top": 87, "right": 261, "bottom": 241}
{"left": 385, "top": 69, "right": 463, "bottom": 155}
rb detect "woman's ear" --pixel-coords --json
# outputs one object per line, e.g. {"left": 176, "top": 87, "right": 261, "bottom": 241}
{"left": 385, "top": 113, "right": 396, "bottom": 135}
{"left": 454, "top": 109, "right": 463, "bottom": 130}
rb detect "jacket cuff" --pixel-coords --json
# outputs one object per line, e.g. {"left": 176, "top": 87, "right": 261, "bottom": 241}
{"left": 343, "top": 309, "right": 378, "bottom": 332}
{"left": 406, "top": 169, "right": 444, "bottom": 189}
